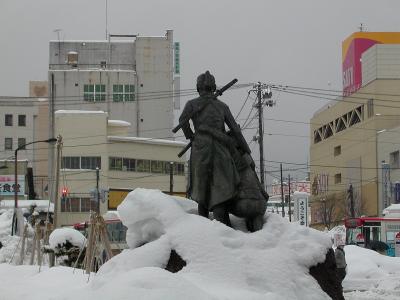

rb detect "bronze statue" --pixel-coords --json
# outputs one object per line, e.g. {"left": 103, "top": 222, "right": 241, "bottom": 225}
{"left": 177, "top": 71, "right": 268, "bottom": 231}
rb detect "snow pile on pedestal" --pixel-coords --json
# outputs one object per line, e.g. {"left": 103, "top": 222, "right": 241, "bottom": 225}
{"left": 49, "top": 228, "right": 86, "bottom": 250}
{"left": 94, "top": 188, "right": 332, "bottom": 299}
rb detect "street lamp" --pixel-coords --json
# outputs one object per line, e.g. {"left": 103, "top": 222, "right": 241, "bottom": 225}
{"left": 12, "top": 138, "right": 57, "bottom": 236}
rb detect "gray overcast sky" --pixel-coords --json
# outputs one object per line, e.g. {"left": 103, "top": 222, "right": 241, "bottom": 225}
{"left": 1, "top": 0, "right": 400, "bottom": 184}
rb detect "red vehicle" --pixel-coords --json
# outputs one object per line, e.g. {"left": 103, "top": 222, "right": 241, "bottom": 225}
{"left": 345, "top": 216, "right": 400, "bottom": 257}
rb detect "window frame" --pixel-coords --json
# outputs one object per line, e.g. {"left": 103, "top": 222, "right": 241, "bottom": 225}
{"left": 390, "top": 150, "right": 400, "bottom": 169}
{"left": 18, "top": 138, "right": 26, "bottom": 150}
{"left": 4, "top": 138, "right": 13, "bottom": 150}
{"left": 334, "top": 173, "right": 342, "bottom": 184}
{"left": 112, "top": 84, "right": 135, "bottom": 102}
{"left": 84, "top": 84, "right": 106, "bottom": 102}
{"left": 5, "top": 114, "right": 13, "bottom": 126}
{"left": 18, "top": 115, "right": 26, "bottom": 127}
{"left": 334, "top": 145, "right": 341, "bottom": 157}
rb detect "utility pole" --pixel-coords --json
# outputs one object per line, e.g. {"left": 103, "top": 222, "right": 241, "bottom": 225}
{"left": 348, "top": 184, "right": 355, "bottom": 218}
{"left": 280, "top": 163, "right": 285, "bottom": 217}
{"left": 53, "top": 135, "right": 62, "bottom": 229}
{"left": 249, "top": 83, "right": 274, "bottom": 189}
{"left": 169, "top": 162, "right": 174, "bottom": 195}
{"left": 256, "top": 83, "right": 265, "bottom": 187}
{"left": 96, "top": 167, "right": 100, "bottom": 213}
{"left": 288, "top": 174, "right": 292, "bottom": 221}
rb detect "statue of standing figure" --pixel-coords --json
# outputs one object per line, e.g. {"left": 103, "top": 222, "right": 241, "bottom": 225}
{"left": 177, "top": 71, "right": 268, "bottom": 232}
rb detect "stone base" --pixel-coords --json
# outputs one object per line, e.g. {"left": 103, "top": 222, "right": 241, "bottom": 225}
{"left": 309, "top": 248, "right": 345, "bottom": 300}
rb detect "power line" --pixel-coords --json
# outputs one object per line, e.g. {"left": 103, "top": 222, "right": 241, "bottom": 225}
{"left": 272, "top": 87, "right": 400, "bottom": 110}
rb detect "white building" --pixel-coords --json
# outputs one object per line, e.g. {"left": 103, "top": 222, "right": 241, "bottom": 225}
{"left": 54, "top": 110, "right": 187, "bottom": 227}
{"left": 377, "top": 125, "right": 400, "bottom": 213}
{"left": 48, "top": 30, "right": 179, "bottom": 140}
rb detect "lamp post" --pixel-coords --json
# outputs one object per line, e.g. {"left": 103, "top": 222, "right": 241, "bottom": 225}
{"left": 12, "top": 138, "right": 57, "bottom": 236}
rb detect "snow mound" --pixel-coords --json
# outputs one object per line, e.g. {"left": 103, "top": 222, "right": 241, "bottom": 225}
{"left": 344, "top": 245, "right": 400, "bottom": 297}
{"left": 99, "top": 188, "right": 334, "bottom": 299}
{"left": 49, "top": 228, "right": 86, "bottom": 250}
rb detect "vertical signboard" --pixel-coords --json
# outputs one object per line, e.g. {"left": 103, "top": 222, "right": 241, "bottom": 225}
{"left": 382, "top": 163, "right": 391, "bottom": 209}
{"left": 395, "top": 232, "right": 400, "bottom": 257}
{"left": 0, "top": 175, "right": 25, "bottom": 196}
{"left": 174, "top": 42, "right": 180, "bottom": 75}
{"left": 297, "top": 197, "right": 308, "bottom": 226}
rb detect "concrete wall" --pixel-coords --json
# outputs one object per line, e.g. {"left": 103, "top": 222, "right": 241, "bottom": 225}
{"left": 50, "top": 69, "right": 137, "bottom": 134}
{"left": 54, "top": 110, "right": 186, "bottom": 227}
{"left": 49, "top": 31, "right": 174, "bottom": 140}
{"left": 377, "top": 125, "right": 400, "bottom": 214}
{"left": 0, "top": 100, "right": 38, "bottom": 162}
{"left": 363, "top": 45, "right": 400, "bottom": 86}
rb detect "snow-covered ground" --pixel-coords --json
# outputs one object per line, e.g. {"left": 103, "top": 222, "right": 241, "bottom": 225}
{"left": 0, "top": 189, "right": 399, "bottom": 299}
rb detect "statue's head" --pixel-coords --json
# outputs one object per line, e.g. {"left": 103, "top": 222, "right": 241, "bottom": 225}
{"left": 197, "top": 71, "right": 216, "bottom": 95}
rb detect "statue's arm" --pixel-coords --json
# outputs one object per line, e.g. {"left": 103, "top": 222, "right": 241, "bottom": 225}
{"left": 179, "top": 101, "right": 195, "bottom": 140}
{"left": 225, "top": 106, "right": 251, "bottom": 154}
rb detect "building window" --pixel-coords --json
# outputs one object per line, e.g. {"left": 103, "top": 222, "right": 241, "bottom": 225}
{"left": 109, "top": 157, "right": 122, "bottom": 171}
{"left": 62, "top": 156, "right": 101, "bottom": 170}
{"left": 18, "top": 138, "right": 26, "bottom": 150}
{"left": 81, "top": 157, "right": 101, "bottom": 170}
{"left": 113, "top": 84, "right": 135, "bottom": 102}
{"left": 334, "top": 145, "right": 341, "bottom": 157}
{"left": 80, "top": 198, "right": 96, "bottom": 212}
{"left": 334, "top": 173, "right": 342, "bottom": 184}
{"left": 61, "top": 197, "right": 93, "bottom": 212}
{"left": 62, "top": 156, "right": 80, "bottom": 169}
{"left": 151, "top": 160, "right": 164, "bottom": 173}
{"left": 136, "top": 159, "right": 150, "bottom": 172}
{"left": 175, "top": 163, "right": 185, "bottom": 175}
{"left": 18, "top": 115, "right": 26, "bottom": 127}
{"left": 367, "top": 99, "right": 374, "bottom": 118}
{"left": 5, "top": 114, "right": 13, "bottom": 126}
{"left": 84, "top": 84, "right": 106, "bottom": 102}
{"left": 390, "top": 151, "right": 399, "bottom": 169}
{"left": 164, "top": 162, "right": 185, "bottom": 175}
{"left": 4, "top": 138, "right": 12, "bottom": 150}
{"left": 61, "top": 197, "right": 80, "bottom": 212}
{"left": 109, "top": 156, "right": 185, "bottom": 176}
{"left": 123, "top": 158, "right": 136, "bottom": 171}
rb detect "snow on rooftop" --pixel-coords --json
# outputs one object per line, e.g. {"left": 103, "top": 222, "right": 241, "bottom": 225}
{"left": 55, "top": 110, "right": 106, "bottom": 115}
{"left": 108, "top": 120, "right": 131, "bottom": 127}
{"left": 0, "top": 200, "right": 53, "bottom": 213}
{"left": 108, "top": 136, "right": 187, "bottom": 147}
{"left": 383, "top": 203, "right": 400, "bottom": 216}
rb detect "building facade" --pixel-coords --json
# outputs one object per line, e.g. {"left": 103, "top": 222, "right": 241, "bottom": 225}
{"left": 48, "top": 30, "right": 178, "bottom": 140}
{"left": 377, "top": 125, "right": 400, "bottom": 212}
{"left": 54, "top": 110, "right": 187, "bottom": 227}
{"left": 310, "top": 32, "right": 400, "bottom": 228}
{"left": 0, "top": 81, "right": 50, "bottom": 199}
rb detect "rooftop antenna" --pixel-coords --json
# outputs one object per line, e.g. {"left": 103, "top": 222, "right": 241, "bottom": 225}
{"left": 105, "top": 0, "right": 108, "bottom": 39}
{"left": 53, "top": 28, "right": 62, "bottom": 41}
